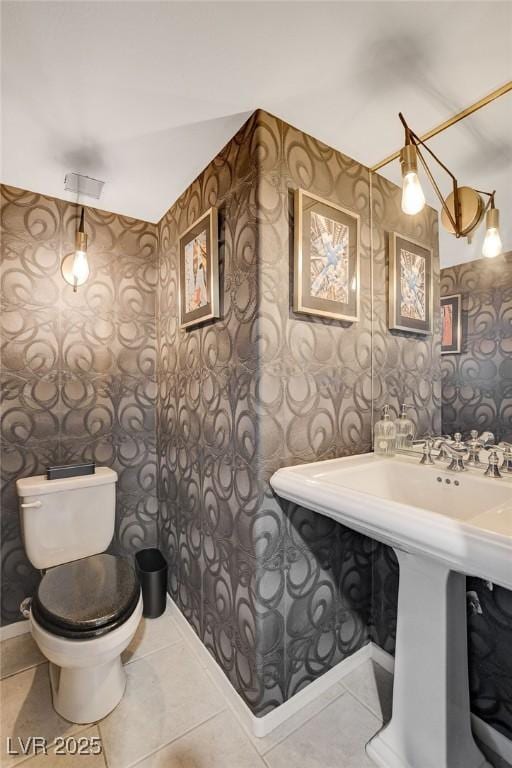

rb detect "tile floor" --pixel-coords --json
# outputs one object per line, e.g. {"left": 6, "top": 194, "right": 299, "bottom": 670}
{"left": 0, "top": 605, "right": 509, "bottom": 768}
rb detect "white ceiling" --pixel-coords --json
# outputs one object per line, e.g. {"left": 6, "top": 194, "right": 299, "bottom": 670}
{"left": 2, "top": 1, "right": 511, "bottom": 266}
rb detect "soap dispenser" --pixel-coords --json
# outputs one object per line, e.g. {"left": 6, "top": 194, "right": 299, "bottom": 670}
{"left": 374, "top": 406, "right": 396, "bottom": 457}
{"left": 394, "top": 403, "right": 415, "bottom": 449}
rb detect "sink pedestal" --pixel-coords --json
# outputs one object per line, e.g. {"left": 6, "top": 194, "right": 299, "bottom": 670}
{"left": 367, "top": 551, "right": 491, "bottom": 768}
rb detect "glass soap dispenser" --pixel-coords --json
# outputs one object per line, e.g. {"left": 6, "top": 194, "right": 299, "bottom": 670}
{"left": 374, "top": 405, "right": 396, "bottom": 456}
{"left": 395, "top": 403, "right": 415, "bottom": 449}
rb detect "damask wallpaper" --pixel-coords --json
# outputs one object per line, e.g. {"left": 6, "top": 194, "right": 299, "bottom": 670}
{"left": 4, "top": 111, "right": 509, "bottom": 742}
{"left": 0, "top": 185, "right": 158, "bottom": 624}
{"left": 441, "top": 255, "right": 512, "bottom": 442}
{"left": 371, "top": 172, "right": 442, "bottom": 437}
{"left": 254, "top": 112, "right": 375, "bottom": 708}
{"left": 157, "top": 112, "right": 263, "bottom": 707}
{"left": 370, "top": 254, "right": 512, "bottom": 741}
{"left": 368, "top": 171, "right": 441, "bottom": 657}
{"left": 440, "top": 255, "right": 512, "bottom": 740}
{"left": 156, "top": 110, "right": 438, "bottom": 715}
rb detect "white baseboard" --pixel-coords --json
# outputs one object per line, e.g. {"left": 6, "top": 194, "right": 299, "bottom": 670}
{"left": 371, "top": 646, "right": 512, "bottom": 766}
{"left": 0, "top": 619, "right": 30, "bottom": 641}
{"left": 167, "top": 595, "right": 373, "bottom": 738}
{"left": 170, "top": 600, "right": 512, "bottom": 762}
{"left": 369, "top": 642, "right": 395, "bottom": 674}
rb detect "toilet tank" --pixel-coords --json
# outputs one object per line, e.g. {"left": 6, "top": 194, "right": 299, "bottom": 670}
{"left": 16, "top": 468, "right": 117, "bottom": 570}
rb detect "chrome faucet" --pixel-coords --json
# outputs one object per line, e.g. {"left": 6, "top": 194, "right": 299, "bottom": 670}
{"left": 433, "top": 439, "right": 467, "bottom": 472}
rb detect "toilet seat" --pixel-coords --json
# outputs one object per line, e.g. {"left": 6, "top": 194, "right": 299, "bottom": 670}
{"left": 32, "top": 553, "right": 140, "bottom": 639}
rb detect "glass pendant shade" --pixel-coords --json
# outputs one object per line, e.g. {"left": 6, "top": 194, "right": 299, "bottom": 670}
{"left": 61, "top": 208, "right": 90, "bottom": 290}
{"left": 401, "top": 172, "right": 426, "bottom": 215}
{"left": 71, "top": 249, "right": 90, "bottom": 284}
{"left": 400, "top": 144, "right": 426, "bottom": 215}
{"left": 482, "top": 207, "right": 503, "bottom": 258}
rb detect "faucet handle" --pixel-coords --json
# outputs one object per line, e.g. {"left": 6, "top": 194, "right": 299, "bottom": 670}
{"left": 453, "top": 432, "right": 465, "bottom": 449}
{"left": 466, "top": 437, "right": 482, "bottom": 467}
{"left": 419, "top": 437, "right": 435, "bottom": 465}
{"left": 479, "top": 431, "right": 495, "bottom": 446}
{"left": 499, "top": 443, "right": 512, "bottom": 473}
{"left": 484, "top": 450, "right": 502, "bottom": 479}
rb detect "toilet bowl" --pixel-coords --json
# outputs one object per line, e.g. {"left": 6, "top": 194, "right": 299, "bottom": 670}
{"left": 31, "top": 593, "right": 142, "bottom": 723}
{"left": 28, "top": 553, "right": 142, "bottom": 724}
{"left": 16, "top": 466, "right": 143, "bottom": 724}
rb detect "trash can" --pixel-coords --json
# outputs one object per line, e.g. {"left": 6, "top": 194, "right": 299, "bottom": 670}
{"left": 135, "top": 548, "right": 167, "bottom": 618}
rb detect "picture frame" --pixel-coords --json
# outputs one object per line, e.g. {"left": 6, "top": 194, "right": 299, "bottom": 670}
{"left": 441, "top": 293, "right": 462, "bottom": 354}
{"left": 293, "top": 188, "right": 360, "bottom": 322}
{"left": 179, "top": 207, "right": 219, "bottom": 328}
{"left": 389, "top": 232, "right": 433, "bottom": 334}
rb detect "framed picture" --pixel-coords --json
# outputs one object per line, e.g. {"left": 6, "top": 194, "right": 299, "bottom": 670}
{"left": 389, "top": 232, "right": 433, "bottom": 334}
{"left": 293, "top": 188, "right": 360, "bottom": 322}
{"left": 441, "top": 293, "right": 462, "bottom": 354}
{"left": 179, "top": 207, "right": 219, "bottom": 328}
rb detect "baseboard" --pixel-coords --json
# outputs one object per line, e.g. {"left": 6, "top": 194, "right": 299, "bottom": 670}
{"left": 167, "top": 595, "right": 372, "bottom": 738}
{"left": 0, "top": 619, "right": 30, "bottom": 641}
{"left": 369, "top": 642, "right": 395, "bottom": 674}
{"left": 370, "top": 645, "right": 512, "bottom": 766}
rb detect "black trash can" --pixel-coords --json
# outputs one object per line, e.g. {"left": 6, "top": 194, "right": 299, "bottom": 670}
{"left": 135, "top": 548, "right": 167, "bottom": 618}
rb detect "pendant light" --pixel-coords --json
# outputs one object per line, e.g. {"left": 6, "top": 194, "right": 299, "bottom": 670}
{"left": 61, "top": 206, "right": 90, "bottom": 291}
{"left": 400, "top": 142, "right": 426, "bottom": 215}
{"left": 482, "top": 200, "right": 503, "bottom": 258}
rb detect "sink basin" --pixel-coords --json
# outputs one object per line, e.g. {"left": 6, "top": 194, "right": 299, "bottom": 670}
{"left": 271, "top": 453, "right": 512, "bottom": 768}
{"left": 271, "top": 453, "right": 512, "bottom": 589}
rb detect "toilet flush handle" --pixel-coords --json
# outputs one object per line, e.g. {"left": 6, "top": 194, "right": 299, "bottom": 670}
{"left": 20, "top": 597, "right": 32, "bottom": 618}
{"left": 20, "top": 501, "right": 42, "bottom": 509}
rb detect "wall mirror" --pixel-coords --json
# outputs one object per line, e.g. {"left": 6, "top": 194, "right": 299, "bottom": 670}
{"left": 369, "top": 104, "right": 512, "bottom": 468}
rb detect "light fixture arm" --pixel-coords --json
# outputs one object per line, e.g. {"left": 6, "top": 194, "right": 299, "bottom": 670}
{"left": 475, "top": 189, "right": 497, "bottom": 213}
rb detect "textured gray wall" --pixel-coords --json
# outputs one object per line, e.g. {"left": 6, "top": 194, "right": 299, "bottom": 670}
{"left": 156, "top": 110, "right": 439, "bottom": 715}
{"left": 370, "top": 254, "right": 512, "bottom": 742}
{"left": 0, "top": 185, "right": 158, "bottom": 624}
{"left": 441, "top": 255, "right": 512, "bottom": 740}
{"left": 441, "top": 255, "right": 512, "bottom": 442}
{"left": 371, "top": 172, "right": 442, "bottom": 435}
{"left": 4, "top": 114, "right": 507, "bottom": 742}
{"left": 254, "top": 112, "right": 375, "bottom": 710}
{"left": 157, "top": 113, "right": 263, "bottom": 707}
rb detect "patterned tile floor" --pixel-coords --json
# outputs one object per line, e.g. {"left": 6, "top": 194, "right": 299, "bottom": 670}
{"left": 0, "top": 605, "right": 509, "bottom": 768}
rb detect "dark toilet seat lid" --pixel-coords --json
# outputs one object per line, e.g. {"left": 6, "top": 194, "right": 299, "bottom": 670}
{"left": 32, "top": 554, "right": 140, "bottom": 637}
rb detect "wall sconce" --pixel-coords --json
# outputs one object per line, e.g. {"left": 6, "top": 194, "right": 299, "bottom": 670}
{"left": 61, "top": 206, "right": 90, "bottom": 291}
{"left": 397, "top": 112, "right": 503, "bottom": 258}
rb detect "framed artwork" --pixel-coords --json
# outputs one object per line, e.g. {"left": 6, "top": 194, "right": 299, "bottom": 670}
{"left": 389, "top": 232, "right": 433, "bottom": 334}
{"left": 441, "top": 293, "right": 462, "bottom": 354}
{"left": 179, "top": 207, "right": 219, "bottom": 328}
{"left": 293, "top": 188, "right": 360, "bottom": 322}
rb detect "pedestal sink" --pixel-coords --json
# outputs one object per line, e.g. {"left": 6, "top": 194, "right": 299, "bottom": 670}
{"left": 270, "top": 453, "right": 512, "bottom": 768}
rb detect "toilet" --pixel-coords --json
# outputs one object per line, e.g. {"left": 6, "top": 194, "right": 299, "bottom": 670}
{"left": 16, "top": 467, "right": 142, "bottom": 724}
